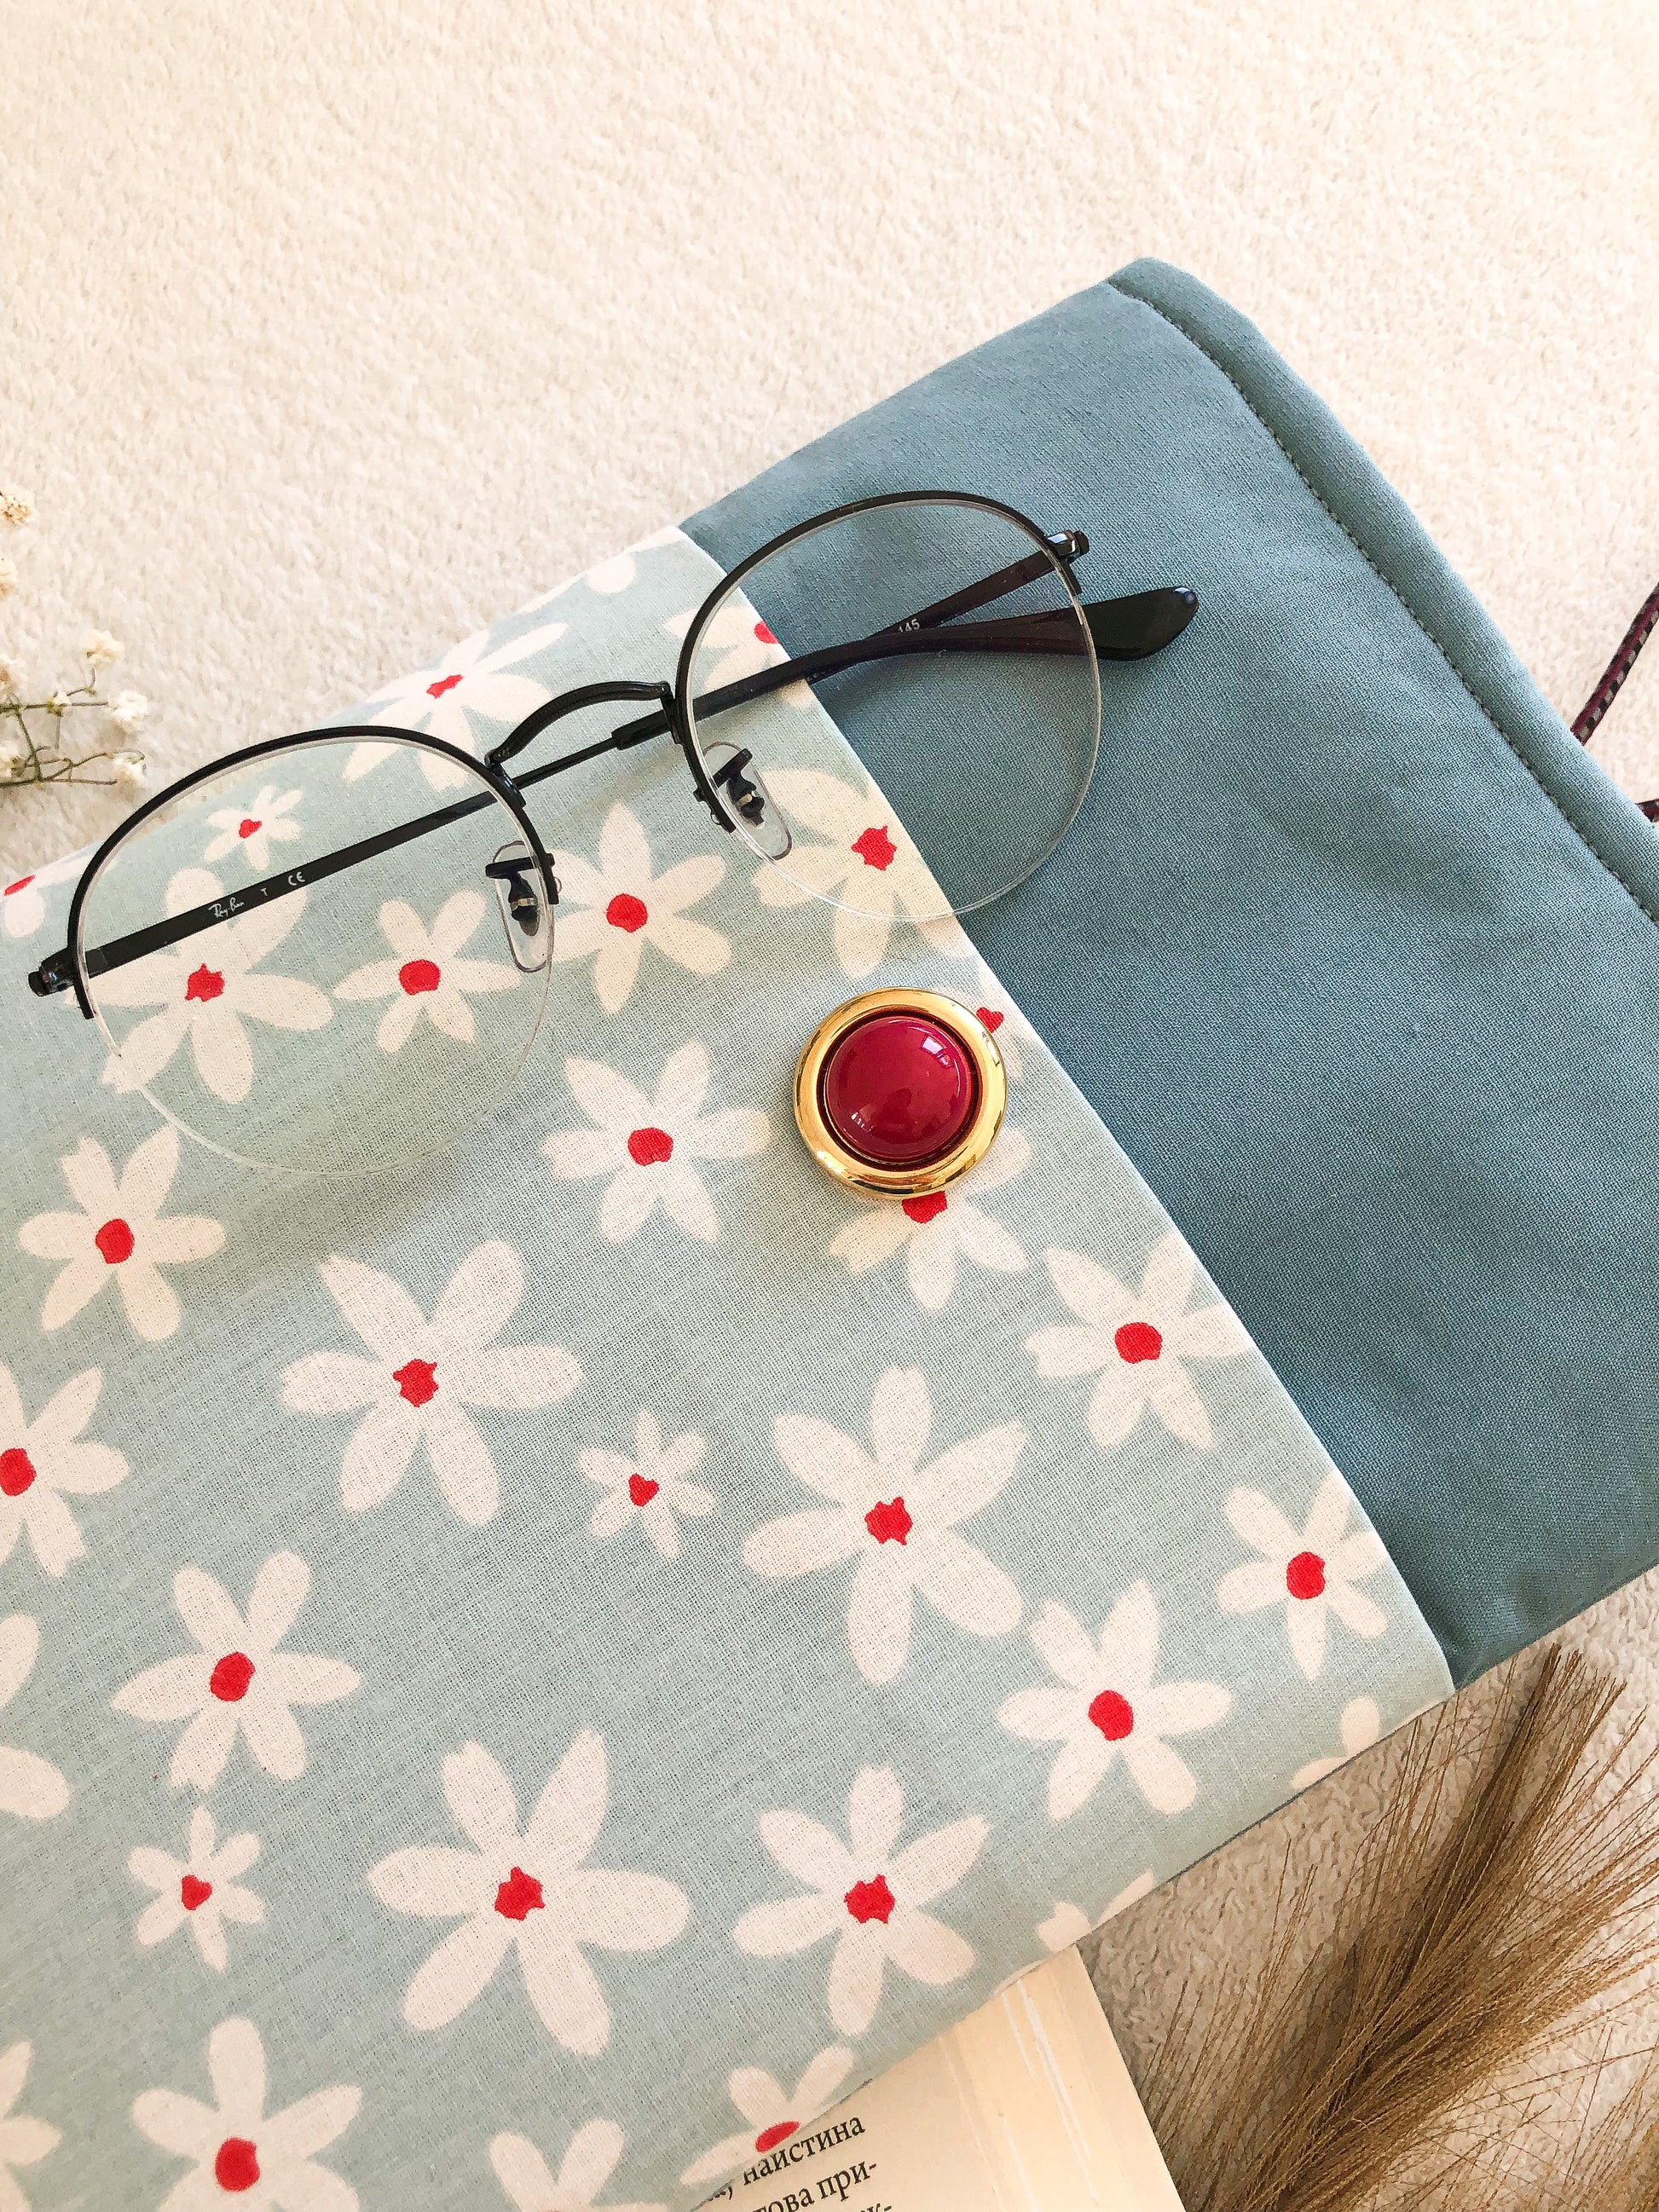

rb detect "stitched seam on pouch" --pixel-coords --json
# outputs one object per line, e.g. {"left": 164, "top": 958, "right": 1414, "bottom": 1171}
{"left": 1109, "top": 280, "right": 1659, "bottom": 935}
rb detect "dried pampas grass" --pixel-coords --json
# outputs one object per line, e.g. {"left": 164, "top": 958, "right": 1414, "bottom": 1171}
{"left": 1140, "top": 1648, "right": 1659, "bottom": 2212}
{"left": 1540, "top": 2064, "right": 1659, "bottom": 2212}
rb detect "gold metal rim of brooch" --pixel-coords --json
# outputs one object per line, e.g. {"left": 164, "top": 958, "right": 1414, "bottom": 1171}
{"left": 793, "top": 987, "right": 1008, "bottom": 1198}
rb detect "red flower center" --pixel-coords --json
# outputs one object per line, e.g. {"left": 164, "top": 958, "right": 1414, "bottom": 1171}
{"left": 864, "top": 1496, "right": 913, "bottom": 1545}
{"left": 754, "top": 2121, "right": 799, "bottom": 2155}
{"left": 627, "top": 1472, "right": 659, "bottom": 1507}
{"left": 398, "top": 958, "right": 441, "bottom": 996}
{"left": 4, "top": 875, "right": 33, "bottom": 896}
{"left": 393, "top": 1357, "right": 438, "bottom": 1408}
{"left": 1113, "top": 1320, "right": 1163, "bottom": 1365}
{"left": 844, "top": 1874, "right": 896, "bottom": 1925}
{"left": 754, "top": 620, "right": 778, "bottom": 644}
{"left": 1286, "top": 1551, "right": 1327, "bottom": 1601}
{"left": 1088, "top": 1689, "right": 1135, "bottom": 1741}
{"left": 494, "top": 1865, "right": 545, "bottom": 1920}
{"left": 975, "top": 1006, "right": 1004, "bottom": 1032}
{"left": 426, "top": 672, "right": 464, "bottom": 699}
{"left": 605, "top": 892, "right": 649, "bottom": 933}
{"left": 901, "top": 1192, "right": 948, "bottom": 1226}
{"left": 185, "top": 965, "right": 226, "bottom": 1003}
{"left": 209, "top": 1652, "right": 256, "bottom": 1703}
{"left": 214, "top": 2139, "right": 260, "bottom": 2192}
{"left": 95, "top": 1217, "right": 136, "bottom": 1266}
{"left": 627, "top": 1125, "right": 674, "bottom": 1166}
{"left": 0, "top": 1447, "right": 36, "bottom": 1498}
{"left": 237, "top": 817, "right": 261, "bottom": 839}
{"left": 181, "top": 1874, "right": 213, "bottom": 1911}
{"left": 851, "top": 824, "right": 896, "bottom": 872}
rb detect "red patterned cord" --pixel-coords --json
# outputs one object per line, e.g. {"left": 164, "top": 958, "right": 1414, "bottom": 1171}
{"left": 1571, "top": 579, "right": 1659, "bottom": 820}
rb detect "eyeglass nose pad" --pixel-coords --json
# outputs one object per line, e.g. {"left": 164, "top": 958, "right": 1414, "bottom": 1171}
{"left": 485, "top": 843, "right": 555, "bottom": 973}
{"left": 703, "top": 740, "right": 792, "bottom": 862}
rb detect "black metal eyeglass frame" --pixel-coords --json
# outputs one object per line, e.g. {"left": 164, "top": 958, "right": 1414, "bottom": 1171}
{"left": 27, "top": 490, "right": 1198, "bottom": 1014}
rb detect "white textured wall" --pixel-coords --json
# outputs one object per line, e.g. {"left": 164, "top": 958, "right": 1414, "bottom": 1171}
{"left": 4, "top": 0, "right": 1656, "bottom": 881}
{"left": 5, "top": 0, "right": 1657, "bottom": 2151}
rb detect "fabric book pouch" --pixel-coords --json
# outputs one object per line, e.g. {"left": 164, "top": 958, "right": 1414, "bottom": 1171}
{"left": 687, "top": 257, "right": 1659, "bottom": 1693}
{"left": 0, "top": 257, "right": 1645, "bottom": 2208}
{"left": 1, "top": 528, "right": 1449, "bottom": 2207}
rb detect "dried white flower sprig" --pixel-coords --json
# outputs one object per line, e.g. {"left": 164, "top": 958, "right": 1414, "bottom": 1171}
{"left": 1, "top": 486, "right": 151, "bottom": 794}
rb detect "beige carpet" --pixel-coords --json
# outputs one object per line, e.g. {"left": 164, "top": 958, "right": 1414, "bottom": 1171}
{"left": 6, "top": 0, "right": 1658, "bottom": 2174}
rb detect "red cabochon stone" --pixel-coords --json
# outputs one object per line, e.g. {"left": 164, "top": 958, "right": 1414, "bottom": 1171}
{"left": 818, "top": 1011, "right": 979, "bottom": 1170}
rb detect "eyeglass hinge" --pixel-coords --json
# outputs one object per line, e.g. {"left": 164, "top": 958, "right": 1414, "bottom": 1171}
{"left": 1046, "top": 528, "right": 1090, "bottom": 563}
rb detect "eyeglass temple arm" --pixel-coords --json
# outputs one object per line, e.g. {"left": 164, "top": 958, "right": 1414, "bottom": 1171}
{"left": 26, "top": 679, "right": 686, "bottom": 1002}
{"left": 597, "top": 586, "right": 1199, "bottom": 750}
{"left": 481, "top": 545, "right": 1120, "bottom": 771}
{"left": 482, "top": 543, "right": 1095, "bottom": 774}
{"left": 483, "top": 530, "right": 1193, "bottom": 767}
{"left": 28, "top": 778, "right": 517, "bottom": 1000}
{"left": 893, "top": 535, "right": 1192, "bottom": 648}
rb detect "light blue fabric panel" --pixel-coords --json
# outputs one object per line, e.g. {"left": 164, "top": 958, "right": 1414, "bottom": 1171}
{"left": 0, "top": 533, "right": 1448, "bottom": 2209}
{"left": 685, "top": 260, "right": 1659, "bottom": 1689}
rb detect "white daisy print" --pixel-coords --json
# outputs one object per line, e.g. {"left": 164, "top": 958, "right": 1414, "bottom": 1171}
{"left": 1218, "top": 1476, "right": 1389, "bottom": 1681}
{"left": 744, "top": 1366, "right": 1024, "bottom": 1687}
{"left": 0, "top": 2042, "right": 59, "bottom": 2210}
{"left": 130, "top": 1807, "right": 265, "bottom": 1972}
{"left": 97, "top": 877, "right": 332, "bottom": 1105}
{"left": 580, "top": 1410, "right": 714, "bottom": 1561}
{"left": 1026, "top": 1233, "right": 1250, "bottom": 1452}
{"left": 111, "top": 1552, "right": 360, "bottom": 1792}
{"left": 202, "top": 785, "right": 303, "bottom": 870}
{"left": 17, "top": 1127, "right": 225, "bottom": 1342}
{"left": 491, "top": 2122, "right": 664, "bottom": 2212}
{"left": 679, "top": 2047, "right": 858, "bottom": 2188}
{"left": 332, "top": 892, "right": 519, "bottom": 1052}
{"left": 367, "top": 1733, "right": 690, "bottom": 2050}
{"left": 552, "top": 802, "right": 729, "bottom": 1013}
{"left": 829, "top": 1129, "right": 1030, "bottom": 1313}
{"left": 0, "top": 1364, "right": 126, "bottom": 1580}
{"left": 750, "top": 765, "right": 976, "bottom": 979}
{"left": 1292, "top": 1696, "right": 1384, "bottom": 1790}
{"left": 733, "top": 1764, "right": 986, "bottom": 2036}
{"left": 999, "top": 1585, "right": 1232, "bottom": 1820}
{"left": 520, "top": 526, "right": 683, "bottom": 613}
{"left": 968, "top": 960, "right": 1033, "bottom": 1081}
{"left": 132, "top": 2018, "right": 359, "bottom": 2210}
{"left": 1036, "top": 1869, "right": 1154, "bottom": 1953}
{"left": 543, "top": 1042, "right": 769, "bottom": 1245}
{"left": 2, "top": 852, "right": 80, "bottom": 940}
{"left": 580, "top": 551, "right": 642, "bottom": 595}
{"left": 0, "top": 1617, "right": 70, "bottom": 1822}
{"left": 280, "top": 1242, "right": 580, "bottom": 1527}
{"left": 347, "top": 618, "right": 569, "bottom": 788}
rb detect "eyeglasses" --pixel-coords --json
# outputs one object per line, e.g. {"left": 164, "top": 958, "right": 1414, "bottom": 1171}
{"left": 26, "top": 491, "right": 1195, "bottom": 1174}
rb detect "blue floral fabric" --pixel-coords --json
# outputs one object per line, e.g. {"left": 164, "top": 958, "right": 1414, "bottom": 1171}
{"left": 0, "top": 530, "right": 1450, "bottom": 2210}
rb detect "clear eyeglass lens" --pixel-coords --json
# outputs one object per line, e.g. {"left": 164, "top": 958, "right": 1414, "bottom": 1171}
{"left": 682, "top": 496, "right": 1101, "bottom": 920}
{"left": 78, "top": 732, "right": 552, "bottom": 1174}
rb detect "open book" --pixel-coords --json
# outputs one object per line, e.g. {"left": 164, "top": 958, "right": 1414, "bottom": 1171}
{"left": 705, "top": 1950, "right": 1183, "bottom": 2212}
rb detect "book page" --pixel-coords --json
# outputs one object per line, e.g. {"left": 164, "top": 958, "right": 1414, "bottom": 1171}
{"left": 705, "top": 1950, "right": 1183, "bottom": 2212}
